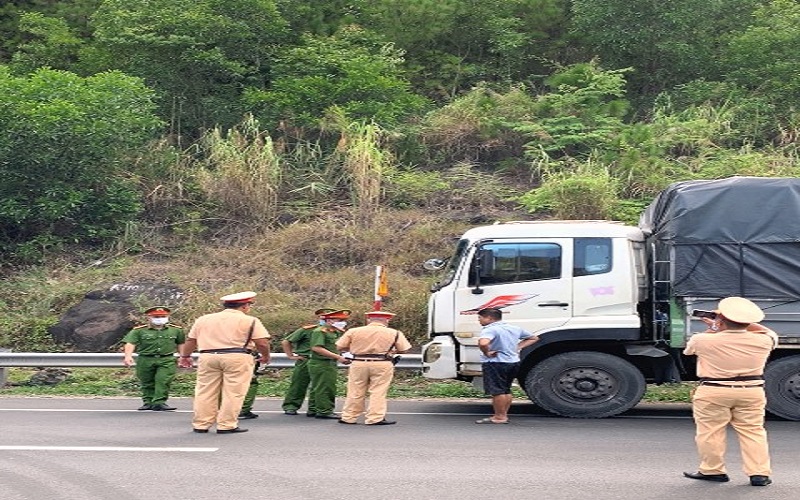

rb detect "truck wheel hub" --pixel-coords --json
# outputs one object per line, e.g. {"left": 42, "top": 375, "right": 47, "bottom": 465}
{"left": 785, "top": 373, "right": 800, "bottom": 398}
{"left": 559, "top": 368, "right": 614, "bottom": 399}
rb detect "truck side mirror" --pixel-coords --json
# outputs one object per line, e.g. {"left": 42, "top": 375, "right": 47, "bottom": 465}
{"left": 476, "top": 249, "right": 494, "bottom": 278}
{"left": 470, "top": 248, "right": 494, "bottom": 294}
{"left": 423, "top": 258, "right": 447, "bottom": 271}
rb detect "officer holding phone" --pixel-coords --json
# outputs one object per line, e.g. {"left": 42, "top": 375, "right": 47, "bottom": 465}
{"left": 683, "top": 297, "right": 778, "bottom": 487}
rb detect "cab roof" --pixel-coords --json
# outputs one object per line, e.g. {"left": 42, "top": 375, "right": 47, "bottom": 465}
{"left": 461, "top": 220, "right": 644, "bottom": 242}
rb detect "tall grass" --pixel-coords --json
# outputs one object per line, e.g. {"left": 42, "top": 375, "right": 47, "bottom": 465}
{"left": 197, "top": 114, "right": 282, "bottom": 225}
{"left": 329, "top": 108, "right": 392, "bottom": 224}
{"left": 518, "top": 158, "right": 619, "bottom": 220}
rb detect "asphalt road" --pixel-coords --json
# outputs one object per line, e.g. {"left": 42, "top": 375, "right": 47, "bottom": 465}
{"left": 1, "top": 397, "right": 796, "bottom": 500}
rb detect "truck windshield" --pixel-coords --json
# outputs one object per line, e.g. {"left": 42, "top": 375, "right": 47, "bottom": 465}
{"left": 432, "top": 239, "right": 469, "bottom": 290}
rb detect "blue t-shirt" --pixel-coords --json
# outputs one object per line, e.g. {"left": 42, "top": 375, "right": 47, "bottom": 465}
{"left": 479, "top": 321, "right": 535, "bottom": 363}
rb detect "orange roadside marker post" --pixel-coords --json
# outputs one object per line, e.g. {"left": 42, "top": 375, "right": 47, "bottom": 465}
{"left": 374, "top": 265, "right": 389, "bottom": 310}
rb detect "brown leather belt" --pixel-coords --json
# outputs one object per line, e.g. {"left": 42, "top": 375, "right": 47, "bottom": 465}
{"left": 353, "top": 358, "right": 391, "bottom": 362}
{"left": 701, "top": 382, "right": 764, "bottom": 388}
{"left": 199, "top": 348, "right": 250, "bottom": 354}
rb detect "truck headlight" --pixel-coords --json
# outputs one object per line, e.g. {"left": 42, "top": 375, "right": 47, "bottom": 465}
{"left": 423, "top": 344, "right": 442, "bottom": 363}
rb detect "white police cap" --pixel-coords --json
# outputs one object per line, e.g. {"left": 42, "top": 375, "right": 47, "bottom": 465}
{"left": 220, "top": 291, "right": 257, "bottom": 304}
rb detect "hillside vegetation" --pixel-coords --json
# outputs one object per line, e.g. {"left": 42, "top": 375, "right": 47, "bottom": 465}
{"left": 1, "top": 1, "right": 799, "bottom": 350}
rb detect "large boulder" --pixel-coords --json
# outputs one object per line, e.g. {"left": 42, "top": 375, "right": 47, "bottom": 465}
{"left": 48, "top": 283, "right": 184, "bottom": 351}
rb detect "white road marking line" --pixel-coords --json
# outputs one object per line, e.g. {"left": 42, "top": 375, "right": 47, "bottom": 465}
{"left": 0, "top": 446, "right": 217, "bottom": 452}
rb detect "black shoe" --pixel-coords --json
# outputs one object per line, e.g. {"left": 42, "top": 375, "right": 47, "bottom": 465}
{"left": 315, "top": 413, "right": 340, "bottom": 420}
{"left": 150, "top": 404, "right": 176, "bottom": 411}
{"left": 137, "top": 404, "right": 153, "bottom": 411}
{"left": 750, "top": 475, "right": 772, "bottom": 486}
{"left": 217, "top": 427, "right": 249, "bottom": 434}
{"left": 239, "top": 411, "right": 259, "bottom": 419}
{"left": 284, "top": 410, "right": 298, "bottom": 415}
{"left": 306, "top": 413, "right": 317, "bottom": 418}
{"left": 192, "top": 428, "right": 209, "bottom": 433}
{"left": 366, "top": 419, "right": 396, "bottom": 426}
{"left": 338, "top": 419, "right": 357, "bottom": 424}
{"left": 683, "top": 471, "right": 730, "bottom": 482}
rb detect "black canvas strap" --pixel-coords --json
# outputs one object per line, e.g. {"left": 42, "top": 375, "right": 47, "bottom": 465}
{"left": 384, "top": 331, "right": 399, "bottom": 359}
{"left": 699, "top": 375, "right": 763, "bottom": 382}
{"left": 243, "top": 319, "right": 256, "bottom": 350}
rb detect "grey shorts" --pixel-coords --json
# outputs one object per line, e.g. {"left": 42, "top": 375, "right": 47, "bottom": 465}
{"left": 482, "top": 362, "right": 520, "bottom": 396}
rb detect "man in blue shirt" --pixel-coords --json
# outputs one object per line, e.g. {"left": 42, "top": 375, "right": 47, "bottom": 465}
{"left": 476, "top": 307, "right": 539, "bottom": 424}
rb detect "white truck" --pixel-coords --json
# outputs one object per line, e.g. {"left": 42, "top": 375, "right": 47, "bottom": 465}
{"left": 421, "top": 176, "right": 800, "bottom": 420}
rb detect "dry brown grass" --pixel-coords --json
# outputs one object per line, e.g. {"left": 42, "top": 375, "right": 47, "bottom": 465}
{"left": 105, "top": 209, "right": 476, "bottom": 345}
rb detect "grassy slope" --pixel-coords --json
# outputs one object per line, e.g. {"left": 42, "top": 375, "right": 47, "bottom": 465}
{"left": 0, "top": 207, "right": 693, "bottom": 402}
{"left": 0, "top": 208, "right": 475, "bottom": 350}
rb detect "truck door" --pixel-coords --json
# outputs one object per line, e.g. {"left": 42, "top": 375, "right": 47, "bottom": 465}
{"left": 453, "top": 239, "right": 573, "bottom": 336}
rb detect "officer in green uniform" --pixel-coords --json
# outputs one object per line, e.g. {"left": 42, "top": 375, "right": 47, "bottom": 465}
{"left": 238, "top": 352, "right": 264, "bottom": 419}
{"left": 123, "top": 306, "right": 186, "bottom": 411}
{"left": 239, "top": 308, "right": 338, "bottom": 420}
{"left": 281, "top": 308, "right": 336, "bottom": 416}
{"left": 307, "top": 309, "right": 351, "bottom": 419}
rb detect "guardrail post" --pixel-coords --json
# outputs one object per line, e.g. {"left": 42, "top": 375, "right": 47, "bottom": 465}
{"left": 0, "top": 348, "right": 10, "bottom": 387}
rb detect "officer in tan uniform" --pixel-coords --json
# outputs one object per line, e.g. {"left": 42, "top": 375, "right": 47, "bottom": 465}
{"left": 682, "top": 297, "right": 778, "bottom": 486}
{"left": 178, "top": 291, "right": 271, "bottom": 434}
{"left": 336, "top": 310, "right": 412, "bottom": 425}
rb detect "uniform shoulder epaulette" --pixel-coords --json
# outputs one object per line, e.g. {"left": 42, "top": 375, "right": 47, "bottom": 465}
{"left": 132, "top": 324, "right": 148, "bottom": 329}
{"left": 167, "top": 322, "right": 183, "bottom": 328}
{"left": 300, "top": 323, "right": 317, "bottom": 329}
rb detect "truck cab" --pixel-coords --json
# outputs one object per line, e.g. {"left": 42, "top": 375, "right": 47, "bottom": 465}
{"left": 422, "top": 221, "right": 654, "bottom": 418}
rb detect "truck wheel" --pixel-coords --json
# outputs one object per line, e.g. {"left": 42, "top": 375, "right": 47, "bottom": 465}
{"left": 523, "top": 351, "right": 646, "bottom": 418}
{"left": 765, "top": 356, "right": 800, "bottom": 421}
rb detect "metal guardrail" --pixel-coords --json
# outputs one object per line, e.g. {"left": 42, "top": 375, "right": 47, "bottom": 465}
{"left": 0, "top": 352, "right": 423, "bottom": 386}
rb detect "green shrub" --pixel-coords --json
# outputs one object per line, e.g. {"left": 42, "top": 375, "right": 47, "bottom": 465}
{"left": 608, "top": 199, "right": 650, "bottom": 226}
{"left": 517, "top": 162, "right": 618, "bottom": 220}
{"left": 415, "top": 84, "right": 535, "bottom": 170}
{"left": 244, "top": 27, "right": 429, "bottom": 129}
{"left": 384, "top": 169, "right": 451, "bottom": 208}
{"left": 0, "top": 67, "right": 161, "bottom": 263}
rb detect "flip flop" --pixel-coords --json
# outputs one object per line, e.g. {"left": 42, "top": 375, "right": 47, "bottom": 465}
{"left": 475, "top": 417, "right": 509, "bottom": 424}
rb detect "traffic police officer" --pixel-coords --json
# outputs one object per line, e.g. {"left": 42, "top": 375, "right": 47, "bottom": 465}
{"left": 179, "top": 291, "right": 271, "bottom": 434}
{"left": 123, "top": 306, "right": 185, "bottom": 411}
{"left": 682, "top": 297, "right": 778, "bottom": 486}
{"left": 280, "top": 308, "right": 336, "bottom": 416}
{"left": 307, "top": 309, "right": 351, "bottom": 419}
{"left": 336, "top": 310, "right": 412, "bottom": 425}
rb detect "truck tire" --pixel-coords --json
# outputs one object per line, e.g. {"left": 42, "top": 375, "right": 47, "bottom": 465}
{"left": 523, "top": 351, "right": 646, "bottom": 418}
{"left": 765, "top": 356, "right": 800, "bottom": 421}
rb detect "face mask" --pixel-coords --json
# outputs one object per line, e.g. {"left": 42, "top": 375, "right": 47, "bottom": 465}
{"left": 150, "top": 317, "right": 169, "bottom": 326}
{"left": 332, "top": 321, "right": 347, "bottom": 330}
